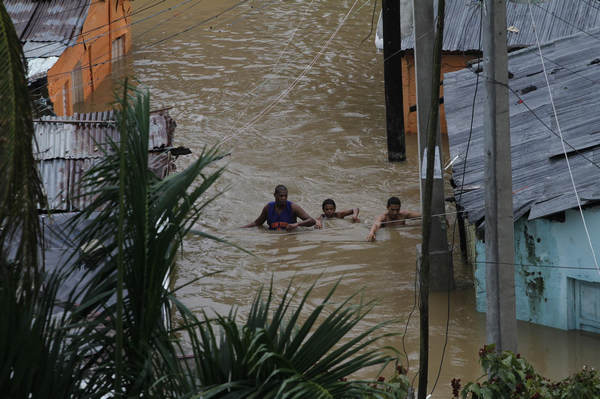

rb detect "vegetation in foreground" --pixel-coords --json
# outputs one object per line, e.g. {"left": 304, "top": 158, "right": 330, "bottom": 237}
{"left": 454, "top": 345, "right": 600, "bottom": 399}
{"left": 1, "top": 6, "right": 409, "bottom": 395}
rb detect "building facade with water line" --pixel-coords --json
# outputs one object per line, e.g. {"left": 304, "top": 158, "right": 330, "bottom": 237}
{"left": 6, "top": 0, "right": 132, "bottom": 116}
{"left": 444, "top": 29, "right": 600, "bottom": 334}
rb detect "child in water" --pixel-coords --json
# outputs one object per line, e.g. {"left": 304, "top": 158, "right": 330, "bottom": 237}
{"left": 315, "top": 198, "right": 360, "bottom": 229}
{"left": 366, "top": 196, "right": 420, "bottom": 241}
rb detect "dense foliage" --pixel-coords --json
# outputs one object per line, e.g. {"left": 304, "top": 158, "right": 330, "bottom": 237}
{"left": 455, "top": 345, "right": 600, "bottom": 399}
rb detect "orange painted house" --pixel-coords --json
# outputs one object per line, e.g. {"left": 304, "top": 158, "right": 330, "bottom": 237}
{"left": 398, "top": 52, "right": 476, "bottom": 135}
{"left": 376, "top": 0, "right": 600, "bottom": 135}
{"left": 7, "top": 0, "right": 132, "bottom": 116}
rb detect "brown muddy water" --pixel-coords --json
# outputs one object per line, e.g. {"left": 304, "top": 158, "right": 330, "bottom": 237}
{"left": 83, "top": 0, "right": 600, "bottom": 396}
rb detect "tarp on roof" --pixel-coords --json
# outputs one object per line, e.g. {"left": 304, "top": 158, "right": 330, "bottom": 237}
{"left": 27, "top": 56, "right": 59, "bottom": 79}
{"left": 444, "top": 28, "right": 600, "bottom": 226}
{"left": 397, "top": 0, "right": 600, "bottom": 52}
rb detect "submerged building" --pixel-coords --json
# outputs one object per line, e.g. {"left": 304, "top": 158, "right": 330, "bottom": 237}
{"left": 376, "top": 0, "right": 600, "bottom": 135}
{"left": 444, "top": 29, "right": 600, "bottom": 333}
{"left": 6, "top": 0, "right": 132, "bottom": 115}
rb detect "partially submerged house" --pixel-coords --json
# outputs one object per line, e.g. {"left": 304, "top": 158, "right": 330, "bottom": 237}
{"left": 376, "top": 0, "right": 600, "bottom": 134}
{"left": 34, "top": 109, "right": 179, "bottom": 211}
{"left": 30, "top": 109, "right": 186, "bottom": 312}
{"left": 444, "top": 29, "right": 600, "bottom": 333}
{"left": 6, "top": 0, "right": 132, "bottom": 116}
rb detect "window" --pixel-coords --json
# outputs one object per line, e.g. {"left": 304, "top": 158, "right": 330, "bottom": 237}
{"left": 112, "top": 35, "right": 125, "bottom": 63}
{"left": 71, "top": 61, "right": 84, "bottom": 106}
{"left": 62, "top": 81, "right": 70, "bottom": 115}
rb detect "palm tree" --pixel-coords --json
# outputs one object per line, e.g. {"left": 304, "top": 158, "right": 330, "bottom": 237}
{"left": 0, "top": 3, "right": 408, "bottom": 397}
{"left": 0, "top": 0, "right": 45, "bottom": 292}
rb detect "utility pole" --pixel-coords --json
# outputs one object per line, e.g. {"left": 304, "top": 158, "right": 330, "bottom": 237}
{"left": 482, "top": 0, "right": 517, "bottom": 353}
{"left": 382, "top": 0, "right": 406, "bottom": 161}
{"left": 412, "top": 0, "right": 452, "bottom": 291}
{"left": 413, "top": 0, "right": 449, "bottom": 397}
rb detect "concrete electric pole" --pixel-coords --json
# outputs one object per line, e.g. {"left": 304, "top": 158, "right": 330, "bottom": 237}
{"left": 413, "top": 0, "right": 450, "bottom": 397}
{"left": 412, "top": 0, "right": 452, "bottom": 291}
{"left": 482, "top": 0, "right": 518, "bottom": 353}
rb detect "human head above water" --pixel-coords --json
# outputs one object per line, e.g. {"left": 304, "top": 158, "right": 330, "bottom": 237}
{"left": 274, "top": 184, "right": 288, "bottom": 195}
{"left": 322, "top": 198, "right": 336, "bottom": 217}
{"left": 387, "top": 196, "right": 401, "bottom": 219}
{"left": 274, "top": 185, "right": 288, "bottom": 205}
{"left": 387, "top": 196, "right": 401, "bottom": 208}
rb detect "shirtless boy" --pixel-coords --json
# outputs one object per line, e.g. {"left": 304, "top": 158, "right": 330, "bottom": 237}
{"left": 366, "top": 196, "right": 420, "bottom": 241}
{"left": 315, "top": 199, "right": 359, "bottom": 229}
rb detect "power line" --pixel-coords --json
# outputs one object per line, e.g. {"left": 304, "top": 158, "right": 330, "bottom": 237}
{"left": 359, "top": 0, "right": 378, "bottom": 46}
{"left": 28, "top": 0, "right": 258, "bottom": 100}
{"left": 134, "top": 0, "right": 208, "bottom": 38}
{"left": 222, "top": 0, "right": 361, "bottom": 142}
{"left": 526, "top": 0, "right": 600, "bottom": 275}
{"left": 449, "top": 66, "right": 600, "bottom": 180}
{"left": 223, "top": 0, "right": 317, "bottom": 139}
{"left": 532, "top": 1, "right": 600, "bottom": 45}
{"left": 430, "top": 3, "right": 482, "bottom": 396}
{"left": 142, "top": 0, "right": 251, "bottom": 48}
{"left": 24, "top": 0, "right": 169, "bottom": 57}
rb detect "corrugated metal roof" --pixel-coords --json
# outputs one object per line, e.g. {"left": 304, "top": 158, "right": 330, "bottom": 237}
{"left": 23, "top": 41, "right": 66, "bottom": 58}
{"left": 444, "top": 28, "right": 600, "bottom": 226}
{"left": 34, "top": 110, "right": 176, "bottom": 211}
{"left": 5, "top": 0, "right": 89, "bottom": 57}
{"left": 400, "top": 0, "right": 600, "bottom": 52}
{"left": 35, "top": 111, "right": 171, "bottom": 160}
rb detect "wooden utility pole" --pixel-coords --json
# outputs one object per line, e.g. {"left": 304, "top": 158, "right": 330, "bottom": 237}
{"left": 382, "top": 0, "right": 406, "bottom": 161}
{"left": 483, "top": 0, "right": 517, "bottom": 353}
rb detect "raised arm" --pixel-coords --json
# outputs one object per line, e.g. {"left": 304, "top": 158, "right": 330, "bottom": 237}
{"left": 241, "top": 205, "right": 268, "bottom": 228}
{"left": 367, "top": 214, "right": 385, "bottom": 241}
{"left": 287, "top": 203, "right": 316, "bottom": 231}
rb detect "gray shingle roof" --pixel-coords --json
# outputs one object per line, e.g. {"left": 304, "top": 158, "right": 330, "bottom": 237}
{"left": 444, "top": 28, "right": 600, "bottom": 226}
{"left": 401, "top": 0, "right": 600, "bottom": 52}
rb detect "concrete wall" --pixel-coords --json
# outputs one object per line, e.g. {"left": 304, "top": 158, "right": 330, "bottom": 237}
{"left": 47, "top": 0, "right": 132, "bottom": 115}
{"left": 401, "top": 52, "right": 476, "bottom": 134}
{"left": 473, "top": 207, "right": 600, "bottom": 331}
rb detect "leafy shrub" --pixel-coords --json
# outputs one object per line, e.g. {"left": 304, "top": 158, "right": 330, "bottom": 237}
{"left": 456, "top": 345, "right": 600, "bottom": 399}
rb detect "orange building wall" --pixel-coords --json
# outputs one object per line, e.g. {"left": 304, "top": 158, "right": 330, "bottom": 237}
{"left": 47, "top": 0, "right": 132, "bottom": 116}
{"left": 400, "top": 52, "right": 477, "bottom": 134}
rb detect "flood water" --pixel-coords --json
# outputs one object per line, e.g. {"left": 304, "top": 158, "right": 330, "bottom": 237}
{"left": 85, "top": 0, "right": 600, "bottom": 396}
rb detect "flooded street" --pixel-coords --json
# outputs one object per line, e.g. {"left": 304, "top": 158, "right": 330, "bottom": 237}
{"left": 88, "top": 0, "right": 600, "bottom": 396}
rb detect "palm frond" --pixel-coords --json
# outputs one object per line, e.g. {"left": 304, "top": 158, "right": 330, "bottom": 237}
{"left": 0, "top": 1, "right": 45, "bottom": 290}
{"left": 60, "top": 83, "right": 231, "bottom": 397}
{"left": 181, "top": 278, "right": 401, "bottom": 398}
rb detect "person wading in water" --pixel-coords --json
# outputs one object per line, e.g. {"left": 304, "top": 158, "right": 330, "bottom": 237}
{"left": 242, "top": 185, "right": 316, "bottom": 231}
{"left": 366, "top": 196, "right": 420, "bottom": 241}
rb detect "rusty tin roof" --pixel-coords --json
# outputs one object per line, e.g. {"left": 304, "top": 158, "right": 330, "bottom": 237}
{"left": 34, "top": 110, "right": 177, "bottom": 211}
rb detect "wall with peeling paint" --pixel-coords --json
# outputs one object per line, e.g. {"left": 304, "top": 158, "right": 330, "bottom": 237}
{"left": 472, "top": 207, "right": 600, "bottom": 332}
